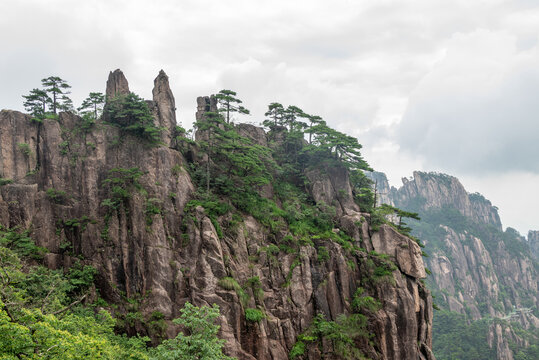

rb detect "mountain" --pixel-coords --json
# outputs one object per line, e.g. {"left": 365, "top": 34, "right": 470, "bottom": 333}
{"left": 370, "top": 171, "right": 539, "bottom": 360}
{"left": 0, "top": 69, "right": 436, "bottom": 359}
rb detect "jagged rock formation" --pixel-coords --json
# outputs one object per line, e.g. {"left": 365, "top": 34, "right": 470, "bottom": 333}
{"left": 393, "top": 171, "right": 502, "bottom": 230}
{"left": 105, "top": 69, "right": 130, "bottom": 98}
{"left": 152, "top": 70, "right": 177, "bottom": 145}
{"left": 0, "top": 70, "right": 436, "bottom": 359}
{"left": 529, "top": 230, "right": 539, "bottom": 261}
{"left": 382, "top": 171, "right": 538, "bottom": 359}
{"left": 365, "top": 171, "right": 394, "bottom": 207}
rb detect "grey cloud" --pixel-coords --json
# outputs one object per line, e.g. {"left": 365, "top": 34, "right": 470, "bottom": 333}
{"left": 397, "top": 44, "right": 539, "bottom": 174}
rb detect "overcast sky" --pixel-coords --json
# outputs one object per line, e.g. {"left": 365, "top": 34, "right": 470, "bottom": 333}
{"left": 1, "top": 0, "right": 537, "bottom": 235}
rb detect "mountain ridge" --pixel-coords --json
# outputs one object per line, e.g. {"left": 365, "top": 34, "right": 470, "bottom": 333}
{"left": 0, "top": 69, "right": 436, "bottom": 359}
{"left": 368, "top": 170, "right": 538, "bottom": 359}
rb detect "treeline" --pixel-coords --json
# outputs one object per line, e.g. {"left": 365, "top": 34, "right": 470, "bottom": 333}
{"left": 22, "top": 76, "right": 105, "bottom": 122}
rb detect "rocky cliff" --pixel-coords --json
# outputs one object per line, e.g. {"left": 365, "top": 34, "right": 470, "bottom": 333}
{"left": 529, "top": 230, "right": 539, "bottom": 261}
{"left": 381, "top": 171, "right": 538, "bottom": 360}
{"left": 0, "top": 70, "right": 435, "bottom": 359}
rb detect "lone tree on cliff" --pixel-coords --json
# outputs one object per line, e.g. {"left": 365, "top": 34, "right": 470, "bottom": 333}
{"left": 214, "top": 89, "right": 250, "bottom": 124}
{"left": 78, "top": 92, "right": 105, "bottom": 119}
{"left": 41, "top": 76, "right": 72, "bottom": 114}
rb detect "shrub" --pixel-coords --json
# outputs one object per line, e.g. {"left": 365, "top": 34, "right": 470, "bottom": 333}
{"left": 352, "top": 287, "right": 381, "bottom": 314}
{"left": 0, "top": 178, "right": 13, "bottom": 186}
{"left": 106, "top": 92, "right": 163, "bottom": 145}
{"left": 18, "top": 143, "right": 31, "bottom": 156}
{"left": 46, "top": 188, "right": 68, "bottom": 204}
{"left": 245, "top": 308, "right": 265, "bottom": 323}
{"left": 145, "top": 198, "right": 163, "bottom": 226}
{"left": 218, "top": 277, "right": 249, "bottom": 307}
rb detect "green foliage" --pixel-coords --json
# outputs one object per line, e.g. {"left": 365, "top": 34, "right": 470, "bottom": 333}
{"left": 290, "top": 313, "right": 370, "bottom": 360}
{"left": 17, "top": 143, "right": 32, "bottom": 156}
{"left": 374, "top": 204, "right": 420, "bottom": 236}
{"left": 79, "top": 112, "right": 97, "bottom": 133}
{"left": 317, "top": 246, "right": 329, "bottom": 262}
{"left": 245, "top": 276, "right": 264, "bottom": 303}
{"left": 101, "top": 167, "right": 145, "bottom": 210}
{"left": 106, "top": 92, "right": 163, "bottom": 145}
{"left": 41, "top": 76, "right": 72, "bottom": 114}
{"left": 217, "top": 277, "right": 249, "bottom": 307}
{"left": 46, "top": 188, "right": 69, "bottom": 204}
{"left": 362, "top": 251, "right": 397, "bottom": 285}
{"left": 79, "top": 92, "right": 105, "bottom": 119}
{"left": 352, "top": 287, "right": 381, "bottom": 314}
{"left": 145, "top": 198, "right": 163, "bottom": 226}
{"left": 508, "top": 322, "right": 539, "bottom": 360}
{"left": 350, "top": 170, "right": 376, "bottom": 212}
{"left": 172, "top": 125, "right": 195, "bottom": 154}
{"left": 150, "top": 302, "right": 235, "bottom": 360}
{"left": 66, "top": 263, "right": 98, "bottom": 296}
{"left": 171, "top": 164, "right": 183, "bottom": 176}
{"left": 59, "top": 140, "right": 70, "bottom": 155}
{"left": 289, "top": 340, "right": 306, "bottom": 359}
{"left": 214, "top": 89, "right": 250, "bottom": 124}
{"left": 0, "top": 178, "right": 13, "bottom": 186}
{"left": 244, "top": 308, "right": 264, "bottom": 323}
{"left": 0, "top": 226, "right": 47, "bottom": 260}
{"left": 62, "top": 216, "right": 96, "bottom": 232}
{"left": 432, "top": 310, "right": 496, "bottom": 360}
{"left": 0, "top": 235, "right": 149, "bottom": 360}
{"left": 300, "top": 122, "right": 371, "bottom": 171}
{"left": 22, "top": 88, "right": 50, "bottom": 119}
{"left": 263, "top": 102, "right": 285, "bottom": 129}
{"left": 185, "top": 195, "right": 232, "bottom": 239}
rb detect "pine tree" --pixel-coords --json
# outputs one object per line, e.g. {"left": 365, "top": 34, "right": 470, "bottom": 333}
{"left": 22, "top": 88, "right": 50, "bottom": 118}
{"left": 283, "top": 105, "right": 307, "bottom": 132}
{"left": 263, "top": 102, "right": 285, "bottom": 129}
{"left": 41, "top": 76, "right": 72, "bottom": 114}
{"left": 305, "top": 114, "right": 323, "bottom": 144}
{"left": 78, "top": 92, "right": 105, "bottom": 119}
{"left": 214, "top": 89, "right": 249, "bottom": 124}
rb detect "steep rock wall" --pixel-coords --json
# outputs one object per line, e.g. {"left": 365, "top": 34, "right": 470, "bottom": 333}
{"left": 386, "top": 171, "right": 538, "bottom": 359}
{"left": 0, "top": 71, "right": 436, "bottom": 359}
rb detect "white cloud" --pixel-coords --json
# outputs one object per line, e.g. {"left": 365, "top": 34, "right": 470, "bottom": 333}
{"left": 397, "top": 29, "right": 539, "bottom": 174}
{"left": 0, "top": 0, "right": 538, "bottom": 233}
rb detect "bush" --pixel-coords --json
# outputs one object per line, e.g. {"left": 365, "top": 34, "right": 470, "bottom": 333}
{"left": 352, "top": 287, "right": 381, "bottom": 313}
{"left": 17, "top": 143, "right": 31, "bottom": 156}
{"left": 150, "top": 302, "right": 234, "bottom": 360}
{"left": 218, "top": 277, "right": 249, "bottom": 307}
{"left": 46, "top": 188, "right": 69, "bottom": 204}
{"left": 245, "top": 308, "right": 265, "bottom": 323}
{"left": 0, "top": 178, "right": 13, "bottom": 186}
{"left": 106, "top": 92, "right": 163, "bottom": 145}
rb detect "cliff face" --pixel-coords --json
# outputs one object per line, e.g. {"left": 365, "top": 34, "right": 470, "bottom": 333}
{"left": 393, "top": 171, "right": 502, "bottom": 230}
{"left": 529, "top": 230, "right": 539, "bottom": 261}
{"left": 385, "top": 171, "right": 538, "bottom": 359}
{"left": 0, "top": 71, "right": 435, "bottom": 359}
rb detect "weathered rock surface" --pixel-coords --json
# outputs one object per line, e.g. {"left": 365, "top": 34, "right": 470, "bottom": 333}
{"left": 105, "top": 69, "right": 130, "bottom": 99}
{"left": 385, "top": 171, "right": 538, "bottom": 359}
{"left": 371, "top": 225, "right": 426, "bottom": 279}
{"left": 0, "top": 71, "right": 436, "bottom": 359}
{"left": 365, "top": 171, "right": 395, "bottom": 207}
{"left": 529, "top": 230, "right": 539, "bottom": 261}
{"left": 152, "top": 69, "right": 177, "bottom": 145}
{"left": 306, "top": 165, "right": 360, "bottom": 217}
{"left": 394, "top": 171, "right": 502, "bottom": 230}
